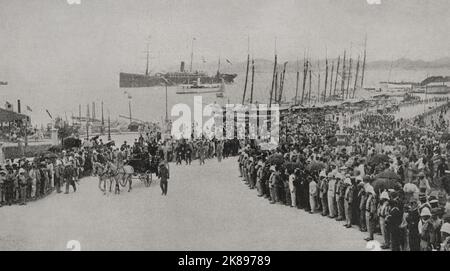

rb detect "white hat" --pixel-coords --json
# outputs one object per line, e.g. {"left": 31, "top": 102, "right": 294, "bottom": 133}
{"left": 420, "top": 208, "right": 431, "bottom": 217}
{"left": 380, "top": 191, "right": 390, "bottom": 200}
{"left": 327, "top": 172, "right": 334, "bottom": 178}
{"left": 344, "top": 178, "right": 352, "bottom": 185}
{"left": 319, "top": 170, "right": 327, "bottom": 178}
{"left": 366, "top": 186, "right": 375, "bottom": 195}
{"left": 355, "top": 175, "right": 363, "bottom": 182}
{"left": 441, "top": 223, "right": 450, "bottom": 235}
{"left": 270, "top": 165, "right": 276, "bottom": 172}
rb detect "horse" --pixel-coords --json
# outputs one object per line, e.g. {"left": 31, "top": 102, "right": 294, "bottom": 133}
{"left": 96, "top": 162, "right": 121, "bottom": 194}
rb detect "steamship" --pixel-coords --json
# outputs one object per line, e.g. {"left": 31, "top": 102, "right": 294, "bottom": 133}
{"left": 120, "top": 61, "right": 237, "bottom": 88}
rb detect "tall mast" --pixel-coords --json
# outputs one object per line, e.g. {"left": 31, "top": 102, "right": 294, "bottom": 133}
{"left": 324, "top": 56, "right": 329, "bottom": 102}
{"left": 242, "top": 55, "right": 250, "bottom": 104}
{"left": 329, "top": 61, "right": 334, "bottom": 98}
{"left": 190, "top": 37, "right": 195, "bottom": 72}
{"left": 274, "top": 72, "right": 278, "bottom": 104}
{"left": 346, "top": 57, "right": 352, "bottom": 99}
{"left": 145, "top": 43, "right": 150, "bottom": 76}
{"left": 92, "top": 102, "right": 96, "bottom": 120}
{"left": 340, "top": 51, "right": 346, "bottom": 98}
{"left": 353, "top": 55, "right": 361, "bottom": 98}
{"left": 301, "top": 54, "right": 308, "bottom": 105}
{"left": 317, "top": 60, "right": 320, "bottom": 104}
{"left": 78, "top": 104, "right": 81, "bottom": 125}
{"left": 294, "top": 58, "right": 300, "bottom": 105}
{"left": 334, "top": 56, "right": 340, "bottom": 96}
{"left": 308, "top": 69, "right": 312, "bottom": 104}
{"left": 360, "top": 35, "right": 367, "bottom": 89}
{"left": 249, "top": 58, "right": 255, "bottom": 104}
{"left": 278, "top": 61, "right": 287, "bottom": 103}
{"left": 269, "top": 40, "right": 277, "bottom": 107}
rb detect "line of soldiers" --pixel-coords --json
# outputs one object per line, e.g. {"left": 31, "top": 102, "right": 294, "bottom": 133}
{"left": 173, "top": 138, "right": 240, "bottom": 166}
{"left": 0, "top": 152, "right": 81, "bottom": 207}
{"left": 239, "top": 149, "right": 450, "bottom": 251}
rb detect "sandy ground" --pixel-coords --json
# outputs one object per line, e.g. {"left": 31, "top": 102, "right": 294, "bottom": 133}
{"left": 0, "top": 157, "right": 382, "bottom": 251}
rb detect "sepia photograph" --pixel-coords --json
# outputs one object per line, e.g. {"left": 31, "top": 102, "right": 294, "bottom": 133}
{"left": 0, "top": 0, "right": 450, "bottom": 253}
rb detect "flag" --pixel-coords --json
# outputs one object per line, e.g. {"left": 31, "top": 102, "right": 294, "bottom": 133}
{"left": 226, "top": 59, "right": 232, "bottom": 65}
{"left": 0, "top": 81, "right": 7, "bottom": 85}
{"left": 26, "top": 105, "right": 32, "bottom": 112}
{"left": 46, "top": 109, "right": 53, "bottom": 120}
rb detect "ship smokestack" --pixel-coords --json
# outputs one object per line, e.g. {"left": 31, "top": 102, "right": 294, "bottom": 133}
{"left": 180, "top": 61, "right": 185, "bottom": 72}
{"left": 17, "top": 100, "right": 21, "bottom": 114}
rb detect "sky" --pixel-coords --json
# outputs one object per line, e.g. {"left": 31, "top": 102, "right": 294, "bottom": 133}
{"left": 0, "top": 0, "right": 449, "bottom": 125}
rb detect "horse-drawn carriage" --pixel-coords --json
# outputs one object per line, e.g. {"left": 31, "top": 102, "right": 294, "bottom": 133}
{"left": 97, "top": 151, "right": 161, "bottom": 194}
{"left": 121, "top": 153, "right": 160, "bottom": 186}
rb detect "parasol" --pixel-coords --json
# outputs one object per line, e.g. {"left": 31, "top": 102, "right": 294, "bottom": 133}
{"left": 283, "top": 162, "right": 303, "bottom": 173}
{"left": 306, "top": 161, "right": 326, "bottom": 172}
{"left": 368, "top": 154, "right": 390, "bottom": 167}
{"left": 266, "top": 154, "right": 285, "bottom": 166}
{"left": 373, "top": 171, "right": 401, "bottom": 193}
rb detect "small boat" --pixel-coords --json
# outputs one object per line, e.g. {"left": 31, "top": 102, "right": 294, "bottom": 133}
{"left": 177, "top": 78, "right": 225, "bottom": 95}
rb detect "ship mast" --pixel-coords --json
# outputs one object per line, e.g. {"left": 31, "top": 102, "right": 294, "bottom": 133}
{"left": 301, "top": 51, "right": 308, "bottom": 105}
{"left": 360, "top": 35, "right": 367, "bottom": 89}
{"left": 329, "top": 61, "right": 334, "bottom": 98}
{"left": 278, "top": 61, "right": 287, "bottom": 104}
{"left": 269, "top": 38, "right": 277, "bottom": 107}
{"left": 242, "top": 36, "right": 250, "bottom": 104}
{"left": 249, "top": 58, "right": 255, "bottom": 104}
{"left": 340, "top": 50, "right": 346, "bottom": 98}
{"left": 334, "top": 55, "right": 340, "bottom": 96}
{"left": 190, "top": 37, "right": 195, "bottom": 72}
{"left": 294, "top": 58, "right": 300, "bottom": 105}
{"left": 145, "top": 43, "right": 150, "bottom": 76}
{"left": 353, "top": 55, "right": 360, "bottom": 99}
{"left": 324, "top": 52, "right": 329, "bottom": 102}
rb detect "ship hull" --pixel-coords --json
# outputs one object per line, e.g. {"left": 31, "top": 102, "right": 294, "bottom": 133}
{"left": 120, "top": 72, "right": 237, "bottom": 88}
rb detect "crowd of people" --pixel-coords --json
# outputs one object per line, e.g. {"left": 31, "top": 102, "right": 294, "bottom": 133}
{"left": 0, "top": 129, "right": 241, "bottom": 206}
{"left": 238, "top": 104, "right": 450, "bottom": 251}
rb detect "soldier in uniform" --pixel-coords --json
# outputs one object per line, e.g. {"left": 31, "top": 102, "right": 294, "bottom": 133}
{"left": 343, "top": 177, "right": 354, "bottom": 228}
{"left": 335, "top": 173, "right": 345, "bottom": 221}
{"left": 64, "top": 157, "right": 77, "bottom": 194}
{"left": 327, "top": 173, "right": 337, "bottom": 218}
{"left": 268, "top": 166, "right": 277, "bottom": 204}
{"left": 158, "top": 162, "right": 170, "bottom": 196}
{"left": 364, "top": 185, "right": 377, "bottom": 241}
{"left": 358, "top": 182, "right": 367, "bottom": 232}
{"left": 0, "top": 168, "right": 6, "bottom": 206}
{"left": 320, "top": 173, "right": 330, "bottom": 216}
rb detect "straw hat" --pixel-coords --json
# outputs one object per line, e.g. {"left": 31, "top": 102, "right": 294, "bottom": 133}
{"left": 380, "top": 191, "right": 390, "bottom": 200}
{"left": 420, "top": 208, "right": 431, "bottom": 217}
